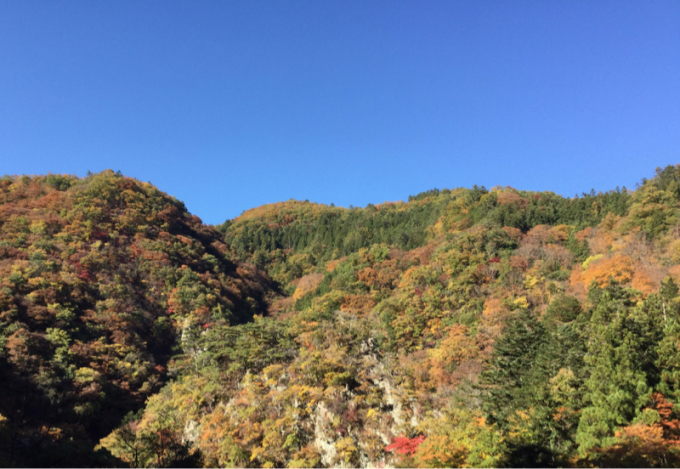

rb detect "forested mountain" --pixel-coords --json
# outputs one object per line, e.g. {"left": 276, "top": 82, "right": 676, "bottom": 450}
{"left": 0, "top": 171, "right": 271, "bottom": 466}
{"left": 2, "top": 166, "right": 680, "bottom": 467}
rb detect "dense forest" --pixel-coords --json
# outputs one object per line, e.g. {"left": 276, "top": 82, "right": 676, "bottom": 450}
{"left": 2, "top": 166, "right": 680, "bottom": 467}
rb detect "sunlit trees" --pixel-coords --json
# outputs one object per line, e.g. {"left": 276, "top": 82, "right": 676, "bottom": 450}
{"left": 5, "top": 165, "right": 680, "bottom": 467}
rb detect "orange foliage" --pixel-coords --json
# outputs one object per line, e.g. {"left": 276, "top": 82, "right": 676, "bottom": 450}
{"left": 526, "top": 224, "right": 569, "bottom": 245}
{"left": 502, "top": 226, "right": 523, "bottom": 242}
{"left": 497, "top": 191, "right": 527, "bottom": 208}
{"left": 581, "top": 254, "right": 635, "bottom": 288}
{"left": 326, "top": 257, "right": 345, "bottom": 273}
{"left": 548, "top": 224, "right": 570, "bottom": 243}
{"left": 568, "top": 268, "right": 588, "bottom": 300}
{"left": 584, "top": 229, "right": 610, "bottom": 256}
{"left": 356, "top": 267, "right": 377, "bottom": 287}
{"left": 631, "top": 263, "right": 663, "bottom": 296}
{"left": 509, "top": 255, "right": 529, "bottom": 272}
{"left": 339, "top": 295, "right": 376, "bottom": 315}
{"left": 373, "top": 259, "right": 406, "bottom": 290}
{"left": 413, "top": 435, "right": 467, "bottom": 467}
{"left": 482, "top": 297, "right": 504, "bottom": 320}
{"left": 591, "top": 393, "right": 680, "bottom": 466}
{"left": 292, "top": 273, "right": 324, "bottom": 300}
{"left": 593, "top": 424, "right": 674, "bottom": 467}
{"left": 397, "top": 267, "right": 421, "bottom": 290}
{"left": 653, "top": 393, "right": 680, "bottom": 443}
{"left": 427, "top": 325, "right": 477, "bottom": 387}
{"left": 403, "top": 242, "right": 436, "bottom": 266}
{"left": 574, "top": 227, "right": 593, "bottom": 242}
{"left": 525, "top": 225, "right": 552, "bottom": 244}
{"left": 476, "top": 297, "right": 511, "bottom": 355}
{"left": 614, "top": 423, "right": 667, "bottom": 455}
{"left": 669, "top": 265, "right": 680, "bottom": 285}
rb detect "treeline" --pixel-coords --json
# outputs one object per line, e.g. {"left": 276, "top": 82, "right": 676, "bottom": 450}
{"left": 221, "top": 185, "right": 632, "bottom": 265}
{"left": 219, "top": 197, "right": 451, "bottom": 260}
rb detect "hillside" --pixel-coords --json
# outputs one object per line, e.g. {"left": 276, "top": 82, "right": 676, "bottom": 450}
{"left": 4, "top": 166, "right": 680, "bottom": 467}
{"left": 0, "top": 171, "right": 272, "bottom": 466}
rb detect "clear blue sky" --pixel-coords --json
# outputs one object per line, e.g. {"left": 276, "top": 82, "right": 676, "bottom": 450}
{"left": 1, "top": 1, "right": 679, "bottom": 224}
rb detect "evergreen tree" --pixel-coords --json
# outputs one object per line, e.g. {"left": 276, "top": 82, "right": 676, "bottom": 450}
{"left": 576, "top": 283, "right": 658, "bottom": 453}
{"left": 481, "top": 308, "right": 547, "bottom": 427}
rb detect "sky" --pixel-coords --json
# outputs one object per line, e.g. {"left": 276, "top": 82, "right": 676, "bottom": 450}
{"left": 1, "top": 1, "right": 679, "bottom": 224}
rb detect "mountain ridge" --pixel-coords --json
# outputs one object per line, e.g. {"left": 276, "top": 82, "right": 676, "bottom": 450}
{"left": 2, "top": 166, "right": 680, "bottom": 467}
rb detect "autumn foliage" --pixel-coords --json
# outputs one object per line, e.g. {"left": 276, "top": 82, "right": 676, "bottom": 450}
{"left": 386, "top": 435, "right": 426, "bottom": 455}
{"left": 4, "top": 166, "right": 680, "bottom": 467}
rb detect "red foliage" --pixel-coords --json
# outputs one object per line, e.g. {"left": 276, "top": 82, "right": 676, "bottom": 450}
{"left": 488, "top": 257, "right": 500, "bottom": 263}
{"left": 386, "top": 435, "right": 426, "bottom": 455}
{"left": 90, "top": 229, "right": 109, "bottom": 241}
{"left": 73, "top": 261, "right": 93, "bottom": 282}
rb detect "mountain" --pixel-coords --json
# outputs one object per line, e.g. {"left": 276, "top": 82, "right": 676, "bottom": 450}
{"left": 0, "top": 171, "right": 271, "bottom": 466}
{"left": 3, "top": 166, "right": 680, "bottom": 467}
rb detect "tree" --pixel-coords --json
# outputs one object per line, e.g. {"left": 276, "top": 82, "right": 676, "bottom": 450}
{"left": 576, "top": 284, "right": 658, "bottom": 454}
{"left": 481, "top": 308, "right": 547, "bottom": 427}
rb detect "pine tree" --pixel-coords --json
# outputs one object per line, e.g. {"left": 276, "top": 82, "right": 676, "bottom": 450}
{"left": 576, "top": 284, "right": 657, "bottom": 453}
{"left": 481, "top": 308, "right": 547, "bottom": 427}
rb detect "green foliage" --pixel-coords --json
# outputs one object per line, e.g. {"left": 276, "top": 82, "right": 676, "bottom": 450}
{"left": 544, "top": 294, "right": 583, "bottom": 324}
{"left": 576, "top": 284, "right": 662, "bottom": 453}
{"left": 481, "top": 308, "right": 548, "bottom": 428}
{"left": 197, "top": 317, "right": 296, "bottom": 375}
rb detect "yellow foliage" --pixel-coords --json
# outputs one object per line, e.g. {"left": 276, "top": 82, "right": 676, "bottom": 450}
{"left": 430, "top": 219, "right": 445, "bottom": 237}
{"left": 287, "top": 445, "right": 321, "bottom": 468}
{"left": 506, "top": 408, "right": 538, "bottom": 444}
{"left": 74, "top": 367, "right": 99, "bottom": 384}
{"left": 569, "top": 267, "right": 587, "bottom": 300}
{"left": 549, "top": 368, "right": 579, "bottom": 405}
{"left": 513, "top": 296, "right": 529, "bottom": 309}
{"left": 335, "top": 437, "right": 358, "bottom": 464}
{"left": 523, "top": 274, "right": 541, "bottom": 290}
{"left": 427, "top": 325, "right": 477, "bottom": 387}
{"left": 581, "top": 254, "right": 603, "bottom": 270}
{"left": 413, "top": 435, "right": 468, "bottom": 468}
{"left": 397, "top": 266, "right": 421, "bottom": 289}
{"left": 599, "top": 212, "right": 621, "bottom": 231}
{"left": 548, "top": 224, "right": 570, "bottom": 243}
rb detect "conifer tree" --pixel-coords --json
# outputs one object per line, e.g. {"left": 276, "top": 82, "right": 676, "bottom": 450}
{"left": 576, "top": 283, "right": 656, "bottom": 453}
{"left": 481, "top": 308, "right": 547, "bottom": 427}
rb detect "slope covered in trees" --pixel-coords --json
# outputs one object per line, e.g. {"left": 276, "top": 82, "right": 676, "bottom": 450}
{"left": 0, "top": 171, "right": 271, "bottom": 466}
{"left": 4, "top": 166, "right": 680, "bottom": 467}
